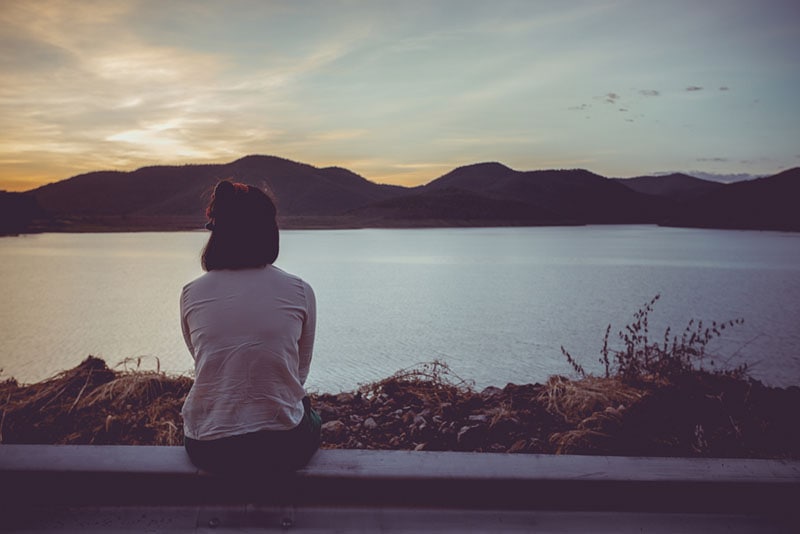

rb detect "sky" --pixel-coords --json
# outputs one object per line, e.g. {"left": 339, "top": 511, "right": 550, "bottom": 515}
{"left": 1, "top": 0, "right": 798, "bottom": 191}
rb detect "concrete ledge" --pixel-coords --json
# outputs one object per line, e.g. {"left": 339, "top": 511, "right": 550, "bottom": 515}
{"left": 1, "top": 445, "right": 799, "bottom": 514}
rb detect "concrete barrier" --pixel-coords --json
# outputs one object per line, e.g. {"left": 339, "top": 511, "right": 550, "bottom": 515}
{"left": 1, "top": 445, "right": 798, "bottom": 532}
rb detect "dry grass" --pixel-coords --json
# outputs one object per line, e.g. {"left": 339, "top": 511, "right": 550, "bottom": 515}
{"left": 538, "top": 375, "right": 646, "bottom": 454}
{"left": 538, "top": 375, "right": 645, "bottom": 425}
{"left": 0, "top": 356, "right": 191, "bottom": 445}
{"left": 358, "top": 360, "right": 475, "bottom": 405}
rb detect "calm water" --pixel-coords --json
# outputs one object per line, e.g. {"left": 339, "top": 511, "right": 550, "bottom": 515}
{"left": 1, "top": 226, "right": 799, "bottom": 391}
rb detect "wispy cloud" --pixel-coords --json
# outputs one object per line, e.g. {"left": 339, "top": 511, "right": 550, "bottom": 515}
{"left": 638, "top": 89, "right": 660, "bottom": 97}
{"left": 685, "top": 86, "right": 704, "bottom": 92}
{"left": 392, "top": 162, "right": 455, "bottom": 170}
{"left": 435, "top": 134, "right": 542, "bottom": 146}
{"left": 311, "top": 129, "right": 368, "bottom": 142}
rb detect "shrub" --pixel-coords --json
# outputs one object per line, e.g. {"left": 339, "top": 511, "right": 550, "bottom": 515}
{"left": 561, "top": 294, "right": 746, "bottom": 384}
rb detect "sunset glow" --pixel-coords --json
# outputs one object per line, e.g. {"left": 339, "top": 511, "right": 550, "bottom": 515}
{"left": 1, "top": 0, "right": 798, "bottom": 191}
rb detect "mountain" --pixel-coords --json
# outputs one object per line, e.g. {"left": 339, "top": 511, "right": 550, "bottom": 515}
{"left": 0, "top": 191, "right": 44, "bottom": 235}
{"left": 665, "top": 167, "right": 800, "bottom": 231}
{"left": 421, "top": 164, "right": 671, "bottom": 223}
{"left": 613, "top": 173, "right": 724, "bottom": 202}
{"left": 347, "top": 187, "right": 567, "bottom": 226}
{"left": 32, "top": 155, "right": 405, "bottom": 220}
{"left": 9, "top": 156, "right": 798, "bottom": 232}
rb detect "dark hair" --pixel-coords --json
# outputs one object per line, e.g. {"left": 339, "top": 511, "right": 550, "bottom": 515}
{"left": 201, "top": 180, "right": 279, "bottom": 271}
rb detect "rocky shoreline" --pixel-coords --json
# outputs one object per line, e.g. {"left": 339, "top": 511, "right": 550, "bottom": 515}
{"left": 1, "top": 357, "right": 797, "bottom": 458}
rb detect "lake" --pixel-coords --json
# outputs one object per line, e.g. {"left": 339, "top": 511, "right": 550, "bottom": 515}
{"left": 1, "top": 226, "right": 799, "bottom": 392}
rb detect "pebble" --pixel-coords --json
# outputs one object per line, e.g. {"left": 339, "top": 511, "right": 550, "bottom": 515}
{"left": 363, "top": 417, "right": 378, "bottom": 430}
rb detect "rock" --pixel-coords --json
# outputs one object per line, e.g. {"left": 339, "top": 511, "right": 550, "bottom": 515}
{"left": 457, "top": 424, "right": 485, "bottom": 449}
{"left": 315, "top": 404, "right": 339, "bottom": 421}
{"left": 321, "top": 420, "right": 346, "bottom": 439}
{"left": 480, "top": 386, "right": 503, "bottom": 400}
{"left": 508, "top": 439, "right": 528, "bottom": 453}
{"left": 335, "top": 392, "right": 355, "bottom": 404}
{"left": 468, "top": 414, "right": 489, "bottom": 423}
{"left": 414, "top": 443, "right": 427, "bottom": 451}
{"left": 363, "top": 417, "right": 378, "bottom": 430}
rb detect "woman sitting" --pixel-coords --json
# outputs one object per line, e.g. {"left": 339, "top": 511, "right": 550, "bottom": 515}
{"left": 180, "top": 180, "right": 320, "bottom": 473}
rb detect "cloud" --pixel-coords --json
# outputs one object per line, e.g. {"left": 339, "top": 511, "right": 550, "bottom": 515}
{"left": 568, "top": 104, "right": 589, "bottom": 111}
{"left": 312, "top": 129, "right": 368, "bottom": 142}
{"left": 604, "top": 92, "right": 620, "bottom": 103}
{"left": 685, "top": 86, "right": 703, "bottom": 92}
{"left": 638, "top": 89, "right": 660, "bottom": 97}
{"left": 392, "top": 162, "right": 454, "bottom": 170}
{"left": 719, "top": 86, "right": 730, "bottom": 91}
{"left": 696, "top": 157, "right": 729, "bottom": 162}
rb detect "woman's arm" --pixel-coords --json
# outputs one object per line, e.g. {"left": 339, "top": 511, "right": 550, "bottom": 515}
{"left": 298, "top": 282, "right": 316, "bottom": 385}
{"left": 179, "top": 287, "right": 196, "bottom": 361}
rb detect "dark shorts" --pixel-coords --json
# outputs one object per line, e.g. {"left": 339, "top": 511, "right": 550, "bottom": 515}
{"left": 184, "top": 397, "right": 322, "bottom": 474}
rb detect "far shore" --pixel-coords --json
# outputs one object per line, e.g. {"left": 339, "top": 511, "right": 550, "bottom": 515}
{"left": 12, "top": 214, "right": 589, "bottom": 234}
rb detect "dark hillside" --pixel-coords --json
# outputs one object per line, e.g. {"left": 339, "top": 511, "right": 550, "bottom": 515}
{"left": 347, "top": 187, "right": 569, "bottom": 226}
{"left": 0, "top": 191, "right": 44, "bottom": 235}
{"left": 424, "top": 165, "right": 670, "bottom": 223}
{"left": 32, "top": 155, "right": 410, "bottom": 223}
{"left": 666, "top": 168, "right": 800, "bottom": 231}
{"left": 16, "top": 156, "right": 799, "bottom": 232}
{"left": 614, "top": 173, "right": 724, "bottom": 202}
{"left": 33, "top": 165, "right": 224, "bottom": 216}
{"left": 422, "top": 162, "right": 517, "bottom": 191}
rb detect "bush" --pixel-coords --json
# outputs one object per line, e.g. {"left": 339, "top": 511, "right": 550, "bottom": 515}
{"left": 561, "top": 294, "right": 747, "bottom": 384}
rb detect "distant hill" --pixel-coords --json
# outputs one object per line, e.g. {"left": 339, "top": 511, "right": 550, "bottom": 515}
{"left": 347, "top": 186, "right": 568, "bottom": 226}
{"left": 421, "top": 164, "right": 670, "bottom": 223}
{"left": 0, "top": 191, "right": 44, "bottom": 235}
{"left": 665, "top": 167, "right": 800, "bottom": 231}
{"left": 8, "top": 156, "right": 798, "bottom": 232}
{"left": 613, "top": 173, "right": 724, "bottom": 202}
{"left": 32, "top": 155, "right": 405, "bottom": 221}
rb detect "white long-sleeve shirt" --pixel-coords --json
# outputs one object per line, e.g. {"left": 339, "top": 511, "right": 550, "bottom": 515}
{"left": 180, "top": 265, "right": 316, "bottom": 440}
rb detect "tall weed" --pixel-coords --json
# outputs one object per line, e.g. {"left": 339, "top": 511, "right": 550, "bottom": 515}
{"left": 562, "top": 294, "right": 746, "bottom": 384}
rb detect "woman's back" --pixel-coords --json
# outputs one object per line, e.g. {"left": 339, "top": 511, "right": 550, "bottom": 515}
{"left": 181, "top": 265, "right": 316, "bottom": 441}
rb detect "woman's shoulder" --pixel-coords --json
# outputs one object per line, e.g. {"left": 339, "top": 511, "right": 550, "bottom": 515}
{"left": 183, "top": 266, "right": 312, "bottom": 294}
{"left": 268, "top": 265, "right": 312, "bottom": 287}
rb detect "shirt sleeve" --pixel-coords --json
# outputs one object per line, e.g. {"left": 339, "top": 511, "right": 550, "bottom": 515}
{"left": 297, "top": 281, "right": 316, "bottom": 385}
{"left": 179, "top": 286, "right": 196, "bottom": 361}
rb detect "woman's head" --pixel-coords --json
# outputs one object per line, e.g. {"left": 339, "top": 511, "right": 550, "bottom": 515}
{"left": 201, "top": 180, "right": 279, "bottom": 271}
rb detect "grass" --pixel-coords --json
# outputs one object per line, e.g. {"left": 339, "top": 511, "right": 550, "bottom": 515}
{"left": 358, "top": 360, "right": 475, "bottom": 405}
{"left": 0, "top": 356, "right": 191, "bottom": 445}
